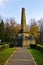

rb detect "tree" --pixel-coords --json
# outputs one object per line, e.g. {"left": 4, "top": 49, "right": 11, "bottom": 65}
{"left": 29, "top": 19, "right": 39, "bottom": 39}
{"left": 4, "top": 18, "right": 21, "bottom": 42}
{"left": 38, "top": 18, "right": 43, "bottom": 42}
{"left": 0, "top": 20, "right": 4, "bottom": 42}
{"left": 4, "top": 22, "right": 10, "bottom": 41}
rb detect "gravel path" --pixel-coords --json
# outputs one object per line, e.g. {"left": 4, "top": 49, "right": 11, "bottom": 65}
{"left": 5, "top": 48, "right": 37, "bottom": 65}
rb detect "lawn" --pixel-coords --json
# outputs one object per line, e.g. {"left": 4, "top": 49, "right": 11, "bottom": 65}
{"left": 0, "top": 48, "right": 16, "bottom": 65}
{"left": 28, "top": 49, "right": 43, "bottom": 65}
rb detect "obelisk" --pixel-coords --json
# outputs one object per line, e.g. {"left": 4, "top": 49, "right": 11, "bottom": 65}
{"left": 21, "top": 8, "right": 27, "bottom": 47}
{"left": 21, "top": 8, "right": 26, "bottom": 33}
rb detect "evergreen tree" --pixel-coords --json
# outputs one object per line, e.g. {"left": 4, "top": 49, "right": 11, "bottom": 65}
{"left": 0, "top": 20, "right": 4, "bottom": 42}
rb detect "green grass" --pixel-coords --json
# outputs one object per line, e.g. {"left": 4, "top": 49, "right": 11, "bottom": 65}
{"left": 28, "top": 49, "right": 43, "bottom": 65}
{"left": 0, "top": 48, "right": 16, "bottom": 65}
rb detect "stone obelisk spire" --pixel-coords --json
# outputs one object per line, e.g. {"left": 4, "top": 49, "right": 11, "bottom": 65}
{"left": 21, "top": 8, "right": 26, "bottom": 32}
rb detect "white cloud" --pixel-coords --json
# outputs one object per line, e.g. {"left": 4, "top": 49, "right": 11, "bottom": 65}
{"left": 0, "top": 0, "right": 8, "bottom": 8}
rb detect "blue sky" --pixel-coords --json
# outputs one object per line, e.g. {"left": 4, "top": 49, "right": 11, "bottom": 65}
{"left": 0, "top": 0, "right": 43, "bottom": 24}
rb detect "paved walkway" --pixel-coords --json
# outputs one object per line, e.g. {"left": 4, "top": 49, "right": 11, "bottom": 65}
{"left": 5, "top": 48, "right": 37, "bottom": 65}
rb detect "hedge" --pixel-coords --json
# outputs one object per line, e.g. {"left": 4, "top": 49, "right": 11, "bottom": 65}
{"left": 9, "top": 43, "right": 15, "bottom": 48}
{"left": 0, "top": 44, "right": 9, "bottom": 51}
{"left": 36, "top": 45, "right": 43, "bottom": 52}
{"left": 30, "top": 44, "right": 43, "bottom": 52}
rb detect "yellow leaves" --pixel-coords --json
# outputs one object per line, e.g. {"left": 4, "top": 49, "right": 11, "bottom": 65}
{"left": 29, "top": 24, "right": 39, "bottom": 38}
